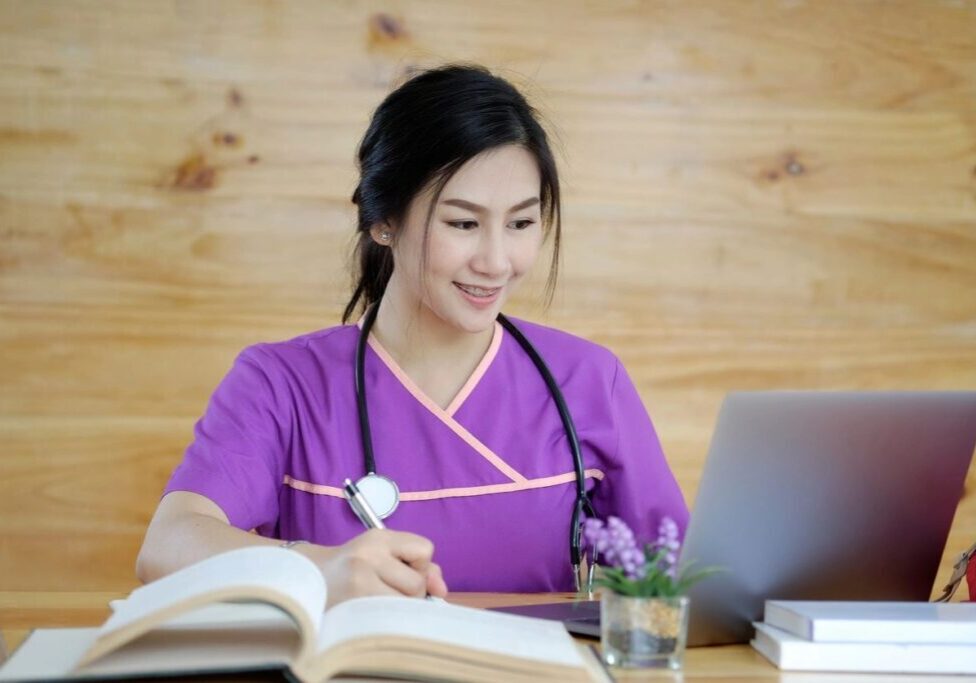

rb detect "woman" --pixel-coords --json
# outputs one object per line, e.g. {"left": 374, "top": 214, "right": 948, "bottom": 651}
{"left": 137, "top": 63, "right": 689, "bottom": 606}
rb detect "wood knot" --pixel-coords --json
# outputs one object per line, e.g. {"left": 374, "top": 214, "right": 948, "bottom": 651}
{"left": 212, "top": 131, "right": 243, "bottom": 148}
{"left": 369, "top": 12, "right": 407, "bottom": 45}
{"left": 783, "top": 152, "right": 805, "bottom": 176}
{"left": 785, "top": 160, "right": 805, "bottom": 176}
{"left": 227, "top": 88, "right": 244, "bottom": 108}
{"left": 172, "top": 153, "right": 217, "bottom": 191}
{"left": 757, "top": 150, "right": 808, "bottom": 183}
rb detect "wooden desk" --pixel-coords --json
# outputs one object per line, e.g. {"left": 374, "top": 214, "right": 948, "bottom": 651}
{"left": 0, "top": 591, "right": 961, "bottom": 682}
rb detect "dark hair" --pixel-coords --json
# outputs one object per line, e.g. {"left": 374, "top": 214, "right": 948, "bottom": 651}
{"left": 343, "top": 62, "right": 563, "bottom": 323}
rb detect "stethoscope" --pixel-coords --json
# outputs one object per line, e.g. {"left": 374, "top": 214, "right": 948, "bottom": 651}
{"left": 352, "top": 302, "right": 598, "bottom": 591}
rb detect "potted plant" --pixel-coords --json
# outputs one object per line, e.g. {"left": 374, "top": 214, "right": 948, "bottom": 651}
{"left": 582, "top": 515, "right": 718, "bottom": 669}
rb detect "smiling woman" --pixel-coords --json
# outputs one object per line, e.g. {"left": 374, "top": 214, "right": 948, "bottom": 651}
{"left": 369, "top": 145, "right": 546, "bottom": 391}
{"left": 136, "top": 63, "right": 689, "bottom": 608}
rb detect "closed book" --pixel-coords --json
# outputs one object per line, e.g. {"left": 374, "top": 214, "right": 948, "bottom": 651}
{"left": 0, "top": 546, "right": 608, "bottom": 683}
{"left": 763, "top": 600, "right": 976, "bottom": 644}
{"left": 751, "top": 622, "right": 976, "bottom": 674}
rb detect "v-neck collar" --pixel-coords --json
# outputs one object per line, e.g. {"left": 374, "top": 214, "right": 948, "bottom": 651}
{"left": 353, "top": 317, "right": 524, "bottom": 484}
{"left": 356, "top": 318, "right": 505, "bottom": 418}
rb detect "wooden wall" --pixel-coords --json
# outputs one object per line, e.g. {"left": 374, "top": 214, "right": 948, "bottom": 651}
{"left": 2, "top": 0, "right": 974, "bottom": 598}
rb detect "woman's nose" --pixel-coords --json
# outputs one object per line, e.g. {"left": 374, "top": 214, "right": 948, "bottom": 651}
{"left": 471, "top": 228, "right": 510, "bottom": 277}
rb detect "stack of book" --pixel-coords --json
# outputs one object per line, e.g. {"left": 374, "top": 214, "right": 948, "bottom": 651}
{"left": 751, "top": 600, "right": 976, "bottom": 675}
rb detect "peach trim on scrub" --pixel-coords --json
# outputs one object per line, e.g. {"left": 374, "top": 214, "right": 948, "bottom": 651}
{"left": 361, "top": 321, "right": 525, "bottom": 483}
{"left": 444, "top": 322, "right": 503, "bottom": 417}
{"left": 283, "top": 469, "right": 605, "bottom": 502}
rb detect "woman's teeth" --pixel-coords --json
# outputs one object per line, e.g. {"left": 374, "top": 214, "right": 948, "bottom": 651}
{"left": 456, "top": 283, "right": 499, "bottom": 298}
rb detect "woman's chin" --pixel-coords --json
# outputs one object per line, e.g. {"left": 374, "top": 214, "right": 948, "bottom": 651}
{"left": 441, "top": 304, "right": 503, "bottom": 335}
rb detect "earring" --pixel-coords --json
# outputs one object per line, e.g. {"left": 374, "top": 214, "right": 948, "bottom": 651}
{"left": 380, "top": 231, "right": 391, "bottom": 242}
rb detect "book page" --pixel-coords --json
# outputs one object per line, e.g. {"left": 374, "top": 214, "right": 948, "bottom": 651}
{"left": 79, "top": 547, "right": 326, "bottom": 669}
{"left": 0, "top": 627, "right": 295, "bottom": 681}
{"left": 0, "top": 629, "right": 98, "bottom": 680}
{"left": 103, "top": 547, "right": 325, "bottom": 636}
{"left": 317, "top": 596, "right": 584, "bottom": 666}
{"left": 127, "top": 601, "right": 300, "bottom": 630}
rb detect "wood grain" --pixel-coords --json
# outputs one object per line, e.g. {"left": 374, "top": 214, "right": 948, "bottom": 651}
{"left": 1, "top": 0, "right": 974, "bottom": 600}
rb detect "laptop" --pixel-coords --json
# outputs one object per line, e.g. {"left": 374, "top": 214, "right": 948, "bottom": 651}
{"left": 490, "top": 600, "right": 602, "bottom": 638}
{"left": 493, "top": 391, "right": 976, "bottom": 645}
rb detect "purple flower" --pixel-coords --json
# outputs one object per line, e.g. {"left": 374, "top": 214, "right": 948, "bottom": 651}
{"left": 582, "top": 515, "right": 647, "bottom": 580}
{"left": 582, "top": 515, "right": 683, "bottom": 581}
{"left": 652, "top": 516, "right": 682, "bottom": 578}
{"left": 582, "top": 515, "right": 719, "bottom": 597}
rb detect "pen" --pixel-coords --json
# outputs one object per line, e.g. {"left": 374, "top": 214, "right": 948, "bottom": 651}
{"left": 342, "top": 478, "right": 386, "bottom": 530}
{"left": 342, "top": 478, "right": 442, "bottom": 602}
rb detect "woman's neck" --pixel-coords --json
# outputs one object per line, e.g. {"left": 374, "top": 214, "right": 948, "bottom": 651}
{"left": 369, "top": 291, "right": 494, "bottom": 408}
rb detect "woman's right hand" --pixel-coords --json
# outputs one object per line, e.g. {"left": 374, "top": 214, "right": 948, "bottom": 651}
{"left": 296, "top": 529, "right": 449, "bottom": 607}
{"left": 137, "top": 492, "right": 446, "bottom": 606}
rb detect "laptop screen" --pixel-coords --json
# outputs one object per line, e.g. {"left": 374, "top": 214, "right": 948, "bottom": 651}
{"left": 679, "top": 391, "right": 976, "bottom": 646}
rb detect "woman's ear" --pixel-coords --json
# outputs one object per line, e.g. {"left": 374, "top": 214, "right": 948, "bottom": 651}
{"left": 369, "top": 223, "right": 395, "bottom": 247}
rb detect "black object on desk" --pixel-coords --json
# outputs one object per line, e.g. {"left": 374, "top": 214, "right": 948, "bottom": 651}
{"left": 489, "top": 600, "right": 602, "bottom": 639}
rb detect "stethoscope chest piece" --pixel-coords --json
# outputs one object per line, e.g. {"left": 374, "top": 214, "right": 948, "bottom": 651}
{"left": 354, "top": 473, "right": 400, "bottom": 519}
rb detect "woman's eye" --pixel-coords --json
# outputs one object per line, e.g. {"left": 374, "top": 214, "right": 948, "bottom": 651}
{"left": 446, "top": 219, "right": 535, "bottom": 230}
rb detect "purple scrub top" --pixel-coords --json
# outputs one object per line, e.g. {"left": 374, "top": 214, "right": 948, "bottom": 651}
{"left": 164, "top": 316, "right": 689, "bottom": 592}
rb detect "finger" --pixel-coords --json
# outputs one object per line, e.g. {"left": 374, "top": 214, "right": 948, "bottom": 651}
{"left": 375, "top": 556, "right": 429, "bottom": 597}
{"left": 351, "top": 572, "right": 401, "bottom": 600}
{"left": 323, "top": 556, "right": 400, "bottom": 608}
{"left": 425, "top": 562, "right": 449, "bottom": 597}
{"left": 381, "top": 530, "right": 437, "bottom": 565}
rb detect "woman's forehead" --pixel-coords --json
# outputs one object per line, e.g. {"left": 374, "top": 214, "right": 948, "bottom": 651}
{"left": 438, "top": 151, "right": 541, "bottom": 210}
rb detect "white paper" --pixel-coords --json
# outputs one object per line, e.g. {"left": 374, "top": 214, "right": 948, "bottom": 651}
{"left": 317, "top": 596, "right": 583, "bottom": 666}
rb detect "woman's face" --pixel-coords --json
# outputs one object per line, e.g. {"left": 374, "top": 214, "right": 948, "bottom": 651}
{"left": 376, "top": 144, "right": 545, "bottom": 334}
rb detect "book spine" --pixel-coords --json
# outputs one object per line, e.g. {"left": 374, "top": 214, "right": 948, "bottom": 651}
{"left": 778, "top": 641, "right": 976, "bottom": 673}
{"left": 813, "top": 620, "right": 976, "bottom": 645}
{"left": 763, "top": 603, "right": 811, "bottom": 640}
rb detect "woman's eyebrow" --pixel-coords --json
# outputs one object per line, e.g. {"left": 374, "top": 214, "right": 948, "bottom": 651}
{"left": 440, "top": 197, "right": 540, "bottom": 213}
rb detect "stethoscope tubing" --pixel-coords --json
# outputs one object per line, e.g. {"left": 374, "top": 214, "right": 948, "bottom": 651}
{"left": 355, "top": 303, "right": 381, "bottom": 475}
{"left": 354, "top": 302, "right": 596, "bottom": 583}
{"left": 495, "top": 314, "right": 597, "bottom": 569}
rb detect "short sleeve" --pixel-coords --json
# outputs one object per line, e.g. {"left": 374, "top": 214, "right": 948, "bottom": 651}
{"left": 591, "top": 357, "right": 690, "bottom": 543}
{"left": 163, "top": 346, "right": 289, "bottom": 532}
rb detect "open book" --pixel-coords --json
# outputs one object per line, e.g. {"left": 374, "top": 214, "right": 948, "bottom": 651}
{"left": 0, "top": 546, "right": 606, "bottom": 682}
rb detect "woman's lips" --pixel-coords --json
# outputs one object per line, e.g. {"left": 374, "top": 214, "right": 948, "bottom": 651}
{"left": 454, "top": 282, "right": 501, "bottom": 307}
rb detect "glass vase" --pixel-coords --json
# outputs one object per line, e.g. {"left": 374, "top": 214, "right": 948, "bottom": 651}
{"left": 600, "top": 592, "right": 690, "bottom": 669}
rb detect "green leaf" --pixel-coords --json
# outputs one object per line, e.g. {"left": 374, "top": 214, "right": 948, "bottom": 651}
{"left": 591, "top": 556, "right": 725, "bottom": 598}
